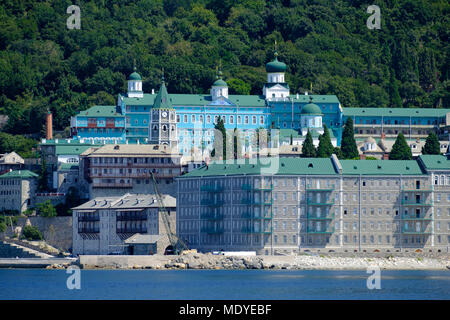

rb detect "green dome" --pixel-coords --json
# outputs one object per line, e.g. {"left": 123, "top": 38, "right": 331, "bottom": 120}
{"left": 266, "top": 53, "right": 287, "bottom": 73}
{"left": 128, "top": 71, "right": 141, "bottom": 81}
{"left": 301, "top": 103, "right": 323, "bottom": 115}
{"left": 213, "top": 78, "right": 227, "bottom": 87}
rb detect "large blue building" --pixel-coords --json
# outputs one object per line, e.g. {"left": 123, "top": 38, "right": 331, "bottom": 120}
{"left": 70, "top": 53, "right": 449, "bottom": 156}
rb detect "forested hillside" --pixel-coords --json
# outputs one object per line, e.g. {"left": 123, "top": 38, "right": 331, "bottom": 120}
{"left": 0, "top": 0, "right": 448, "bottom": 140}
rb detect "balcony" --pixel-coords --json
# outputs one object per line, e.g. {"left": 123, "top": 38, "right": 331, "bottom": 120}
{"left": 306, "top": 226, "right": 335, "bottom": 234}
{"left": 242, "top": 184, "right": 273, "bottom": 191}
{"left": 306, "top": 199, "right": 335, "bottom": 206}
{"left": 401, "top": 215, "right": 432, "bottom": 221}
{"left": 78, "top": 228, "right": 99, "bottom": 233}
{"left": 241, "top": 212, "right": 272, "bottom": 219}
{"left": 241, "top": 226, "right": 271, "bottom": 234}
{"left": 78, "top": 215, "right": 100, "bottom": 222}
{"left": 401, "top": 200, "right": 432, "bottom": 206}
{"left": 401, "top": 188, "right": 433, "bottom": 192}
{"left": 200, "top": 185, "right": 224, "bottom": 192}
{"left": 241, "top": 198, "right": 272, "bottom": 205}
{"left": 201, "top": 227, "right": 224, "bottom": 234}
{"left": 307, "top": 212, "right": 335, "bottom": 220}
{"left": 92, "top": 182, "right": 133, "bottom": 188}
{"left": 201, "top": 213, "right": 224, "bottom": 220}
{"left": 201, "top": 199, "right": 225, "bottom": 207}
{"left": 306, "top": 184, "right": 335, "bottom": 192}
{"left": 116, "top": 215, "right": 147, "bottom": 221}
{"left": 116, "top": 228, "right": 147, "bottom": 233}
{"left": 401, "top": 227, "right": 432, "bottom": 235}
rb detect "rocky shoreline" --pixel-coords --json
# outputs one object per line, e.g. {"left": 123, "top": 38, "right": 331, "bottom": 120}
{"left": 72, "top": 252, "right": 450, "bottom": 271}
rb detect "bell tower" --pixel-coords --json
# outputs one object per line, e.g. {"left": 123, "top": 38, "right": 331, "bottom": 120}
{"left": 150, "top": 75, "right": 177, "bottom": 148}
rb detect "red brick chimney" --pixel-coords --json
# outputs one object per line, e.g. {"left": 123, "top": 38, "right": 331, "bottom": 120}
{"left": 46, "top": 110, "right": 53, "bottom": 140}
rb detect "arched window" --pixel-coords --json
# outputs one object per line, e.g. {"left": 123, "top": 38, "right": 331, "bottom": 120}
{"left": 230, "top": 116, "right": 234, "bottom": 124}
{"left": 162, "top": 125, "right": 167, "bottom": 132}
{"left": 191, "top": 115, "right": 195, "bottom": 123}
{"left": 207, "top": 115, "right": 211, "bottom": 123}
{"left": 237, "top": 116, "right": 241, "bottom": 124}
{"left": 260, "top": 116, "right": 264, "bottom": 124}
{"left": 183, "top": 115, "right": 187, "bottom": 123}
{"left": 252, "top": 116, "right": 256, "bottom": 124}
{"left": 441, "top": 175, "right": 445, "bottom": 185}
{"left": 199, "top": 115, "right": 203, "bottom": 123}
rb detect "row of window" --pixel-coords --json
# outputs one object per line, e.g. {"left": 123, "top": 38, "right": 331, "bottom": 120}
{"left": 178, "top": 114, "right": 265, "bottom": 125}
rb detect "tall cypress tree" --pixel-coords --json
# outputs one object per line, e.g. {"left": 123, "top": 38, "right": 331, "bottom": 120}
{"left": 302, "top": 129, "right": 316, "bottom": 158}
{"left": 388, "top": 71, "right": 402, "bottom": 108}
{"left": 317, "top": 124, "right": 334, "bottom": 158}
{"left": 422, "top": 132, "right": 440, "bottom": 155}
{"left": 38, "top": 155, "right": 48, "bottom": 191}
{"left": 341, "top": 117, "right": 358, "bottom": 159}
{"left": 211, "top": 116, "right": 227, "bottom": 160}
{"left": 390, "top": 133, "right": 412, "bottom": 160}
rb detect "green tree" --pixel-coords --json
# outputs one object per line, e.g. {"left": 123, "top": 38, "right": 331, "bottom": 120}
{"left": 390, "top": 133, "right": 412, "bottom": 160}
{"left": 211, "top": 116, "right": 227, "bottom": 160}
{"left": 22, "top": 225, "right": 43, "bottom": 240}
{"left": 422, "top": 132, "right": 440, "bottom": 155}
{"left": 317, "top": 124, "right": 334, "bottom": 158}
{"left": 333, "top": 147, "right": 343, "bottom": 159}
{"left": 36, "top": 200, "right": 56, "bottom": 217}
{"left": 38, "top": 155, "right": 48, "bottom": 192}
{"left": 388, "top": 71, "right": 402, "bottom": 108}
{"left": 228, "top": 78, "right": 251, "bottom": 95}
{"left": 341, "top": 118, "right": 358, "bottom": 159}
{"left": 302, "top": 129, "right": 316, "bottom": 158}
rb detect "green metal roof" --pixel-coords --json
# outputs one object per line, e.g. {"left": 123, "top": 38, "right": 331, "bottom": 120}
{"left": 0, "top": 170, "right": 38, "bottom": 179}
{"left": 58, "top": 163, "right": 79, "bottom": 171}
{"left": 287, "top": 95, "right": 340, "bottom": 104}
{"left": 343, "top": 108, "right": 449, "bottom": 118}
{"left": 76, "top": 105, "right": 123, "bottom": 118}
{"left": 301, "top": 103, "right": 323, "bottom": 115}
{"left": 340, "top": 160, "right": 425, "bottom": 175}
{"left": 55, "top": 145, "right": 94, "bottom": 156}
{"left": 179, "top": 158, "right": 338, "bottom": 178}
{"left": 121, "top": 93, "right": 266, "bottom": 107}
{"left": 418, "top": 155, "right": 450, "bottom": 170}
{"left": 153, "top": 80, "right": 174, "bottom": 110}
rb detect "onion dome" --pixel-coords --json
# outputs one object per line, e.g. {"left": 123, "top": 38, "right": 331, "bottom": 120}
{"left": 301, "top": 98, "right": 323, "bottom": 115}
{"left": 265, "top": 51, "right": 287, "bottom": 73}
{"left": 212, "top": 70, "right": 227, "bottom": 87}
{"left": 128, "top": 66, "right": 142, "bottom": 81}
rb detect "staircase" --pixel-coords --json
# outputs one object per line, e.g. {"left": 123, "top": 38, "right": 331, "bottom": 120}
{"left": 0, "top": 241, "right": 53, "bottom": 258}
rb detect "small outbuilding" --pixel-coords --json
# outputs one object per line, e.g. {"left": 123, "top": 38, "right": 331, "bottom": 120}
{"left": 124, "top": 234, "right": 160, "bottom": 255}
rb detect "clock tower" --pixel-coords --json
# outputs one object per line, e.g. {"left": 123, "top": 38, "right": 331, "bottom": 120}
{"left": 150, "top": 76, "right": 178, "bottom": 148}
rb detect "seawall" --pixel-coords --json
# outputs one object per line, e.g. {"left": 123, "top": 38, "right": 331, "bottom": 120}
{"left": 78, "top": 252, "right": 450, "bottom": 270}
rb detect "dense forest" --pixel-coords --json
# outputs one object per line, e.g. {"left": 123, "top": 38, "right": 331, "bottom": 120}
{"left": 0, "top": 0, "right": 449, "bottom": 153}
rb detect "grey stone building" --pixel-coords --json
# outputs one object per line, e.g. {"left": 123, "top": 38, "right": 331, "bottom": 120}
{"left": 0, "top": 170, "right": 38, "bottom": 213}
{"left": 176, "top": 155, "right": 450, "bottom": 255}
{"left": 72, "top": 193, "right": 176, "bottom": 255}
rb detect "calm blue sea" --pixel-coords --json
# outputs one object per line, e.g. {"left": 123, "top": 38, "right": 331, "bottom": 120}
{"left": 0, "top": 269, "right": 449, "bottom": 300}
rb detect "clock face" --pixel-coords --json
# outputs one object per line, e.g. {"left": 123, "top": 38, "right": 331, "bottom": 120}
{"left": 162, "top": 111, "right": 167, "bottom": 117}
